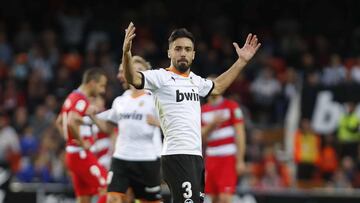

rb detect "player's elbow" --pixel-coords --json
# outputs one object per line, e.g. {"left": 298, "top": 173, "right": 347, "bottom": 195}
{"left": 211, "top": 80, "right": 224, "bottom": 96}
{"left": 125, "top": 74, "right": 137, "bottom": 86}
{"left": 127, "top": 73, "right": 143, "bottom": 89}
{"left": 67, "top": 112, "right": 82, "bottom": 127}
{"left": 55, "top": 119, "right": 62, "bottom": 132}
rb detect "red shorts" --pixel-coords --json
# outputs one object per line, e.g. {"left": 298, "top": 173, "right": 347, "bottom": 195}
{"left": 205, "top": 155, "right": 237, "bottom": 194}
{"left": 66, "top": 150, "right": 108, "bottom": 196}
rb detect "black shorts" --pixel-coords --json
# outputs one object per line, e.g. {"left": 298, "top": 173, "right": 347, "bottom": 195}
{"left": 161, "top": 155, "right": 205, "bottom": 203}
{"left": 107, "top": 157, "right": 161, "bottom": 201}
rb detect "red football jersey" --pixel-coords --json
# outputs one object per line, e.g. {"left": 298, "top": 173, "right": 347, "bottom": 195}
{"left": 201, "top": 98, "right": 243, "bottom": 157}
{"left": 60, "top": 90, "right": 91, "bottom": 147}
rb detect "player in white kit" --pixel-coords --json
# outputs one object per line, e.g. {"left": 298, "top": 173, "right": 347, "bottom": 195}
{"left": 121, "top": 22, "right": 260, "bottom": 203}
{"left": 90, "top": 56, "right": 162, "bottom": 203}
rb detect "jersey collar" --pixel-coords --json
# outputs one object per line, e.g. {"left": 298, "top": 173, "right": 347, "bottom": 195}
{"left": 130, "top": 91, "right": 147, "bottom": 99}
{"left": 166, "top": 67, "right": 190, "bottom": 77}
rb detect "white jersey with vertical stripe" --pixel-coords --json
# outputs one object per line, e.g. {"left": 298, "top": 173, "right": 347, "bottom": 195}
{"left": 106, "top": 90, "right": 162, "bottom": 161}
{"left": 140, "top": 68, "right": 214, "bottom": 156}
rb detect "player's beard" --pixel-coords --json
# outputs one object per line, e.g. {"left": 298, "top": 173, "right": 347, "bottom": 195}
{"left": 175, "top": 60, "right": 191, "bottom": 73}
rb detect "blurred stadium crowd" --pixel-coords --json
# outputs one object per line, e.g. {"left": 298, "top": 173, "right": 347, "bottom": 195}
{"left": 1, "top": 0, "right": 360, "bottom": 191}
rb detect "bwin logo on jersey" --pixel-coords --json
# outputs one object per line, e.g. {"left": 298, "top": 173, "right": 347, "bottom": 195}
{"left": 119, "top": 112, "right": 143, "bottom": 120}
{"left": 176, "top": 90, "right": 200, "bottom": 102}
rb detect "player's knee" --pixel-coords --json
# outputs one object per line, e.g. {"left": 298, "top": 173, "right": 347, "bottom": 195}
{"left": 108, "top": 192, "right": 129, "bottom": 203}
{"left": 107, "top": 194, "right": 122, "bottom": 203}
{"left": 217, "top": 194, "right": 232, "bottom": 203}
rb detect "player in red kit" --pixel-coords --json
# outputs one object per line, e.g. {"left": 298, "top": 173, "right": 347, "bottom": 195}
{"left": 201, "top": 79, "right": 246, "bottom": 203}
{"left": 56, "top": 68, "right": 108, "bottom": 203}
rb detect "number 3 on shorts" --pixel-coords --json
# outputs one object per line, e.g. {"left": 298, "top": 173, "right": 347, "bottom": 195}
{"left": 182, "top": 181, "right": 192, "bottom": 198}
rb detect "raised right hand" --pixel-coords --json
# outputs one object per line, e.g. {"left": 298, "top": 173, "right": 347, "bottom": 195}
{"left": 123, "top": 22, "right": 136, "bottom": 54}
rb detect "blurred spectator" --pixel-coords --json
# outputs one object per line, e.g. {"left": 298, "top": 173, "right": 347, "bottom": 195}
{"left": 44, "top": 94, "right": 60, "bottom": 113}
{"left": 246, "top": 129, "right": 265, "bottom": 162}
{"left": 354, "top": 146, "right": 360, "bottom": 188}
{"left": 331, "top": 169, "right": 352, "bottom": 189}
{"left": 86, "top": 30, "right": 109, "bottom": 53}
{"left": 341, "top": 156, "right": 356, "bottom": 184}
{"left": 99, "top": 54, "right": 117, "bottom": 83}
{"left": 53, "top": 66, "right": 75, "bottom": 99}
{"left": 250, "top": 67, "right": 281, "bottom": 125}
{"left": 29, "top": 105, "right": 54, "bottom": 138}
{"left": 250, "top": 146, "right": 290, "bottom": 190}
{"left": 0, "top": 31, "right": 13, "bottom": 65}
{"left": 28, "top": 43, "right": 54, "bottom": 82}
{"left": 300, "top": 71, "right": 321, "bottom": 119}
{"left": 41, "top": 29, "right": 60, "bottom": 68}
{"left": 320, "top": 135, "right": 338, "bottom": 181}
{"left": 26, "top": 71, "right": 47, "bottom": 113}
{"left": 350, "top": 56, "right": 360, "bottom": 84}
{"left": 62, "top": 51, "right": 83, "bottom": 72}
{"left": 321, "top": 54, "right": 346, "bottom": 86}
{"left": 12, "top": 106, "right": 28, "bottom": 133}
{"left": 16, "top": 153, "right": 53, "bottom": 183}
{"left": 10, "top": 53, "right": 29, "bottom": 84}
{"left": 294, "top": 119, "right": 321, "bottom": 186}
{"left": 57, "top": 7, "right": 89, "bottom": 50}
{"left": 51, "top": 151, "right": 68, "bottom": 183}
{"left": 254, "top": 146, "right": 290, "bottom": 189}
{"left": 0, "top": 112, "right": 21, "bottom": 173}
{"left": 299, "top": 52, "right": 318, "bottom": 80}
{"left": 337, "top": 102, "right": 360, "bottom": 159}
{"left": 19, "top": 126, "right": 39, "bottom": 157}
{"left": 277, "top": 67, "right": 300, "bottom": 123}
{"left": 16, "top": 126, "right": 67, "bottom": 183}
{"left": 259, "top": 161, "right": 283, "bottom": 189}
{"left": 282, "top": 67, "right": 300, "bottom": 101}
{"left": 2, "top": 78, "right": 26, "bottom": 113}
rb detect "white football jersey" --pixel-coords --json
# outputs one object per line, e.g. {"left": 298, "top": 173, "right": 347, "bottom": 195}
{"left": 140, "top": 68, "right": 214, "bottom": 156}
{"left": 106, "top": 90, "right": 162, "bottom": 161}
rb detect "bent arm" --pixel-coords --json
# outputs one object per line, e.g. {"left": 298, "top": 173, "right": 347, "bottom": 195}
{"left": 55, "top": 114, "right": 63, "bottom": 135}
{"left": 122, "top": 51, "right": 143, "bottom": 88}
{"left": 89, "top": 114, "right": 116, "bottom": 134}
{"left": 67, "top": 111, "right": 85, "bottom": 147}
{"left": 212, "top": 60, "right": 248, "bottom": 95}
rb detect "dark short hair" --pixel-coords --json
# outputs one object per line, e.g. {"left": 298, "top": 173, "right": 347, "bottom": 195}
{"left": 168, "top": 28, "right": 195, "bottom": 46}
{"left": 82, "top": 68, "right": 107, "bottom": 84}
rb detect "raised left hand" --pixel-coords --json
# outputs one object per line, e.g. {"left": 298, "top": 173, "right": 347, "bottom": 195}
{"left": 233, "top": 34, "right": 261, "bottom": 63}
